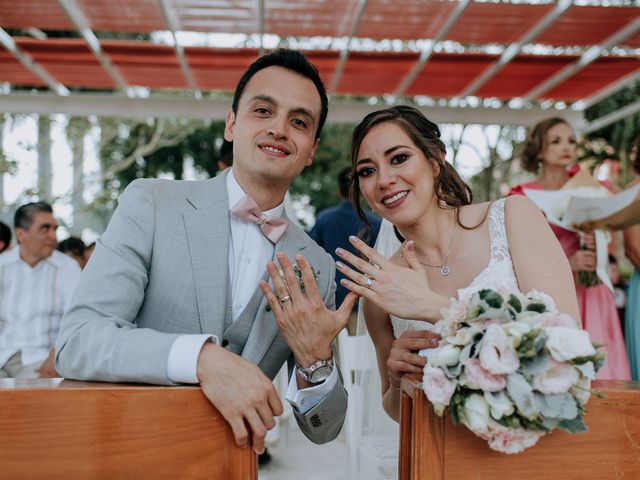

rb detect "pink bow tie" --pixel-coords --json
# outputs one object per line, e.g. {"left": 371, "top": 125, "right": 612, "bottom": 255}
{"left": 230, "top": 195, "right": 289, "bottom": 244}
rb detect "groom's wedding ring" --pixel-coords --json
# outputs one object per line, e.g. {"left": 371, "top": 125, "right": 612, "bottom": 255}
{"left": 279, "top": 294, "right": 291, "bottom": 303}
{"left": 364, "top": 274, "right": 374, "bottom": 288}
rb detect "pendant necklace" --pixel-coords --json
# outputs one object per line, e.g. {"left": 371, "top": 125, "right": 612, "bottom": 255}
{"left": 418, "top": 215, "right": 456, "bottom": 277}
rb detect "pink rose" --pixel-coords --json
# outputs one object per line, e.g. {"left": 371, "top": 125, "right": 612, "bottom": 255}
{"left": 423, "top": 365, "right": 456, "bottom": 415}
{"left": 479, "top": 324, "right": 519, "bottom": 375}
{"left": 487, "top": 426, "right": 545, "bottom": 454}
{"left": 464, "top": 358, "right": 506, "bottom": 392}
{"left": 532, "top": 358, "right": 579, "bottom": 394}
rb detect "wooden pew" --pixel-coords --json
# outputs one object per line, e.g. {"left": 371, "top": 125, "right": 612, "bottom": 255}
{"left": 400, "top": 375, "right": 640, "bottom": 480}
{"left": 0, "top": 378, "right": 257, "bottom": 479}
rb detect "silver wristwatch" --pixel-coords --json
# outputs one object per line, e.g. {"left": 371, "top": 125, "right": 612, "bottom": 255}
{"left": 296, "top": 357, "right": 334, "bottom": 383}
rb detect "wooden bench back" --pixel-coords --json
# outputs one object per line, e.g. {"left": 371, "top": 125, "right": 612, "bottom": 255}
{"left": 0, "top": 379, "right": 256, "bottom": 479}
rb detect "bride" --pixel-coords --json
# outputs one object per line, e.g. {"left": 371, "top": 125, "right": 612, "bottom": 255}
{"left": 335, "top": 106, "right": 580, "bottom": 433}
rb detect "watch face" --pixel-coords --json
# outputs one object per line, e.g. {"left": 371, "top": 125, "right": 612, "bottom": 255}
{"left": 310, "top": 365, "right": 333, "bottom": 382}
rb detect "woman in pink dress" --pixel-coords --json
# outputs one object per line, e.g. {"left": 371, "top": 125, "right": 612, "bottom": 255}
{"left": 509, "top": 117, "right": 630, "bottom": 380}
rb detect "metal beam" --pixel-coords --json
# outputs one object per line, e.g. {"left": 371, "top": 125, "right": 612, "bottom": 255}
{"left": 329, "top": 0, "right": 368, "bottom": 93}
{"left": 580, "top": 99, "right": 640, "bottom": 134}
{"left": 571, "top": 68, "right": 640, "bottom": 111}
{"left": 256, "top": 0, "right": 265, "bottom": 56}
{"left": 158, "top": 0, "right": 202, "bottom": 100}
{"left": 523, "top": 16, "right": 640, "bottom": 102}
{"left": 459, "top": 0, "right": 572, "bottom": 98}
{"left": 393, "top": 0, "right": 470, "bottom": 98}
{"left": 0, "top": 92, "right": 584, "bottom": 127}
{"left": 0, "top": 28, "right": 69, "bottom": 96}
{"left": 57, "top": 0, "right": 133, "bottom": 97}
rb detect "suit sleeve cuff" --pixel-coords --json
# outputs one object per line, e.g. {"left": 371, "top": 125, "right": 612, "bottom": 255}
{"left": 167, "top": 334, "right": 218, "bottom": 384}
{"left": 284, "top": 366, "right": 338, "bottom": 413}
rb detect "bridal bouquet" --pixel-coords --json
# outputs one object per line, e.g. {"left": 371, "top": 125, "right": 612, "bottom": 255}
{"left": 422, "top": 288, "right": 605, "bottom": 454}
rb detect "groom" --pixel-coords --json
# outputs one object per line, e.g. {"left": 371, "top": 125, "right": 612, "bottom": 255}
{"left": 55, "top": 49, "right": 356, "bottom": 455}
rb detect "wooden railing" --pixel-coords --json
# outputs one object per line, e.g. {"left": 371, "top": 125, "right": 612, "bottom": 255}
{"left": 0, "top": 379, "right": 257, "bottom": 479}
{"left": 400, "top": 375, "right": 640, "bottom": 480}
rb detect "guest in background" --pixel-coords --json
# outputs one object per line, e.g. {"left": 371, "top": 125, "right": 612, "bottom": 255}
{"left": 0, "top": 221, "right": 11, "bottom": 253}
{"left": 57, "top": 236, "right": 87, "bottom": 269}
{"left": 310, "top": 167, "right": 382, "bottom": 334}
{"left": 624, "top": 135, "right": 640, "bottom": 380}
{"left": 509, "top": 117, "right": 630, "bottom": 380}
{"left": 0, "top": 202, "right": 81, "bottom": 378}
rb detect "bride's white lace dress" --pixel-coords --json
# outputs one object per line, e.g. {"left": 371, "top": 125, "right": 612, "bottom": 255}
{"left": 355, "top": 199, "right": 519, "bottom": 479}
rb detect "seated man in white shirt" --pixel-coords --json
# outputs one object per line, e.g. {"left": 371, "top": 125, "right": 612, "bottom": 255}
{"left": 0, "top": 202, "right": 81, "bottom": 378}
{"left": 56, "top": 49, "right": 356, "bottom": 455}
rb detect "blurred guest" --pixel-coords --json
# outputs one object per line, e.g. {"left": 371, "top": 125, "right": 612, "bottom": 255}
{"left": 0, "top": 202, "right": 81, "bottom": 378}
{"left": 310, "top": 167, "right": 382, "bottom": 334}
{"left": 624, "top": 135, "right": 640, "bottom": 380}
{"left": 57, "top": 236, "right": 87, "bottom": 269}
{"left": 0, "top": 221, "right": 11, "bottom": 253}
{"left": 509, "top": 117, "right": 630, "bottom": 380}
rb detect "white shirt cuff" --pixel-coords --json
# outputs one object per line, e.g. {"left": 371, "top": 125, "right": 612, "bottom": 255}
{"left": 285, "top": 365, "right": 338, "bottom": 413}
{"left": 167, "top": 334, "right": 218, "bottom": 384}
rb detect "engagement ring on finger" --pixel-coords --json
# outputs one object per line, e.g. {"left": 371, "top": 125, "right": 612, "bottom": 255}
{"left": 279, "top": 294, "right": 291, "bottom": 303}
{"left": 364, "top": 274, "right": 374, "bottom": 288}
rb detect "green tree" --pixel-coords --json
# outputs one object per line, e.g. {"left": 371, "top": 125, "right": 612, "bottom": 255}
{"left": 584, "top": 81, "right": 640, "bottom": 183}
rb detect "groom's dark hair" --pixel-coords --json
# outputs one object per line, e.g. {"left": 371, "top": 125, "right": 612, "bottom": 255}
{"left": 231, "top": 49, "right": 328, "bottom": 140}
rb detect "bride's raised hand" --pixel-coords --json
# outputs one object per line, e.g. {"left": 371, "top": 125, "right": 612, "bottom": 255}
{"left": 336, "top": 236, "right": 448, "bottom": 322}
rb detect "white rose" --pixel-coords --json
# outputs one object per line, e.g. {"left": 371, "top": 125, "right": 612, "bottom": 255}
{"left": 524, "top": 290, "right": 557, "bottom": 313}
{"left": 428, "top": 344, "right": 462, "bottom": 367}
{"left": 546, "top": 327, "right": 597, "bottom": 362}
{"left": 446, "top": 326, "right": 479, "bottom": 346}
{"left": 532, "top": 359, "right": 579, "bottom": 394}
{"left": 570, "top": 376, "right": 592, "bottom": 407}
{"left": 503, "top": 321, "right": 531, "bottom": 347}
{"left": 484, "top": 391, "right": 515, "bottom": 420}
{"left": 463, "top": 393, "right": 490, "bottom": 434}
{"left": 479, "top": 324, "right": 520, "bottom": 375}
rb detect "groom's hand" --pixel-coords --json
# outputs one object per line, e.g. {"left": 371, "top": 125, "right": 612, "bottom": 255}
{"left": 260, "top": 253, "right": 358, "bottom": 370}
{"left": 196, "top": 343, "right": 283, "bottom": 455}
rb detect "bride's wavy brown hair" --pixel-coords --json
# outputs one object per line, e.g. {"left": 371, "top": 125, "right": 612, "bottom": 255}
{"left": 349, "top": 106, "right": 477, "bottom": 241}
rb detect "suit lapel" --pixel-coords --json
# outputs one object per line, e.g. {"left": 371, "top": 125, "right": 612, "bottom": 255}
{"left": 243, "top": 216, "right": 310, "bottom": 366}
{"left": 182, "top": 173, "right": 230, "bottom": 340}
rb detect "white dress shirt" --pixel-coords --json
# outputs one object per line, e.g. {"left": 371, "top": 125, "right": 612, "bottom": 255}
{"left": 0, "top": 247, "right": 81, "bottom": 368}
{"left": 167, "top": 169, "right": 337, "bottom": 412}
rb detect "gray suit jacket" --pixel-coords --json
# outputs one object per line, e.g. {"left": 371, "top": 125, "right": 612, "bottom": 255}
{"left": 55, "top": 172, "right": 346, "bottom": 444}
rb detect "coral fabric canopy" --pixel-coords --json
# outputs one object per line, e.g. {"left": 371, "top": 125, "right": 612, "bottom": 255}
{"left": 0, "top": 0, "right": 639, "bottom": 129}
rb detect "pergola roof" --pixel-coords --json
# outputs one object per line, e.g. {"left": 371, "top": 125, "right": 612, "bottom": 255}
{"left": 1, "top": 0, "right": 639, "bottom": 130}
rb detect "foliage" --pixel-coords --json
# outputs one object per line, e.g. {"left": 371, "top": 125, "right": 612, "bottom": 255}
{"left": 584, "top": 81, "right": 640, "bottom": 183}
{"left": 290, "top": 123, "right": 355, "bottom": 215}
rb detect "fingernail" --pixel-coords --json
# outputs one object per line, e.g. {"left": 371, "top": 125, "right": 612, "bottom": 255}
{"left": 408, "top": 241, "right": 415, "bottom": 251}
{"left": 336, "top": 248, "right": 345, "bottom": 255}
{"left": 349, "top": 235, "right": 357, "bottom": 242}
{"left": 340, "top": 279, "right": 348, "bottom": 286}
{"left": 295, "top": 254, "right": 303, "bottom": 261}
{"left": 336, "top": 261, "right": 344, "bottom": 269}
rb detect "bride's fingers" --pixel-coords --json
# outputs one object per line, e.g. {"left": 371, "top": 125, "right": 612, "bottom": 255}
{"left": 340, "top": 278, "right": 376, "bottom": 300}
{"left": 335, "top": 247, "right": 381, "bottom": 278}
{"left": 401, "top": 241, "right": 422, "bottom": 271}
{"left": 335, "top": 260, "right": 377, "bottom": 288}
{"left": 348, "top": 235, "right": 388, "bottom": 269}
